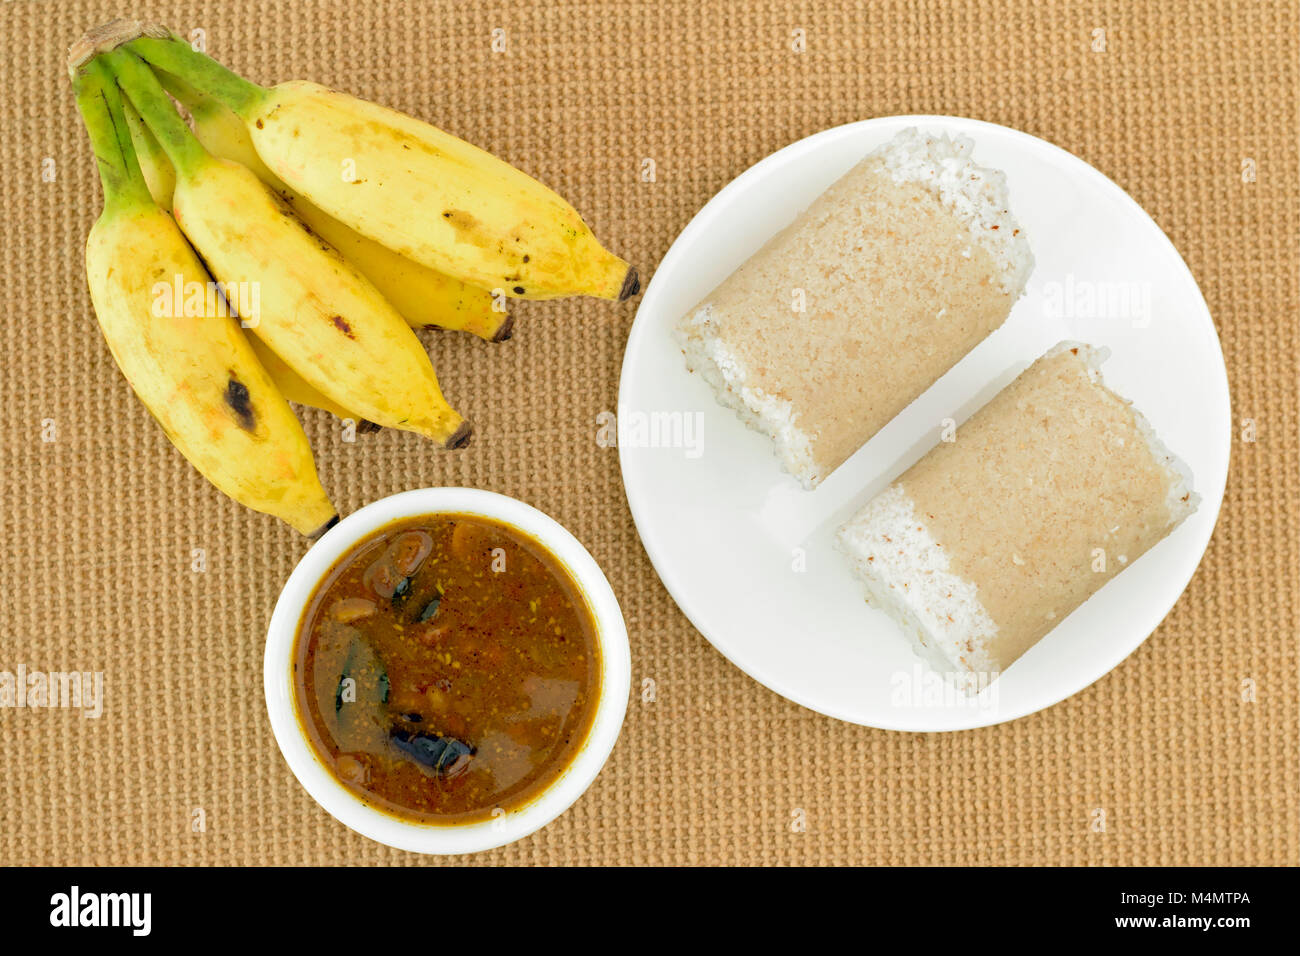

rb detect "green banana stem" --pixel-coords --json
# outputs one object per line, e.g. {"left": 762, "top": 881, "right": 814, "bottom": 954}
{"left": 125, "top": 35, "right": 266, "bottom": 118}
{"left": 121, "top": 95, "right": 176, "bottom": 210}
{"left": 155, "top": 67, "right": 223, "bottom": 123}
{"left": 104, "top": 48, "right": 211, "bottom": 180}
{"left": 72, "top": 56, "right": 152, "bottom": 214}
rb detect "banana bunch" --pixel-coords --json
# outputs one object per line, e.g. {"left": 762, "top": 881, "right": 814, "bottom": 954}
{"left": 72, "top": 56, "right": 338, "bottom": 536}
{"left": 68, "top": 19, "right": 637, "bottom": 535}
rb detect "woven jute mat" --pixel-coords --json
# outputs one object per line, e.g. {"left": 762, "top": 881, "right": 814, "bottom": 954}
{"left": 0, "top": 0, "right": 1295, "bottom": 865}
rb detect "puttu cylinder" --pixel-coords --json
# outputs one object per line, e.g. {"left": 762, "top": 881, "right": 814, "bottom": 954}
{"left": 676, "top": 128, "right": 1034, "bottom": 488}
{"left": 836, "top": 342, "right": 1198, "bottom": 680}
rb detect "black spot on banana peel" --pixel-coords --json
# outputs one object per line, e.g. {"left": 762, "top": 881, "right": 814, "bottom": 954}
{"left": 445, "top": 421, "right": 473, "bottom": 450}
{"left": 329, "top": 314, "right": 355, "bottom": 338}
{"left": 224, "top": 376, "right": 256, "bottom": 431}
{"left": 619, "top": 267, "right": 641, "bottom": 301}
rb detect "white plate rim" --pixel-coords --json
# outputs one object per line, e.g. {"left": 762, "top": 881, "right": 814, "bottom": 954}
{"left": 618, "top": 114, "right": 1231, "bottom": 731}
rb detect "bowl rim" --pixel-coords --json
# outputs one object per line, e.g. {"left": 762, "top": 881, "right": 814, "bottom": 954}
{"left": 263, "top": 486, "right": 631, "bottom": 855}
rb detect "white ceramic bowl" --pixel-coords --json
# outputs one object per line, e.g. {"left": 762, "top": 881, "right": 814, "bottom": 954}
{"left": 264, "top": 487, "right": 631, "bottom": 854}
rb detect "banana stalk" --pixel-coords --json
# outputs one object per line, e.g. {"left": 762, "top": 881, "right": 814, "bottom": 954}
{"left": 71, "top": 54, "right": 338, "bottom": 537}
{"left": 126, "top": 28, "right": 639, "bottom": 301}
{"left": 107, "top": 47, "right": 471, "bottom": 448}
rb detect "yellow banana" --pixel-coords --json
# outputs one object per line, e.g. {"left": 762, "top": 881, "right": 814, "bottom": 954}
{"left": 121, "top": 97, "right": 375, "bottom": 426}
{"left": 243, "top": 333, "right": 378, "bottom": 431}
{"left": 127, "top": 29, "right": 639, "bottom": 301}
{"left": 157, "top": 69, "right": 513, "bottom": 342}
{"left": 108, "top": 48, "right": 471, "bottom": 448}
{"left": 71, "top": 55, "right": 337, "bottom": 537}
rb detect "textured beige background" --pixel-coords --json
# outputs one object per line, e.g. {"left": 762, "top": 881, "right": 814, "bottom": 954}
{"left": 0, "top": 0, "right": 1295, "bottom": 865}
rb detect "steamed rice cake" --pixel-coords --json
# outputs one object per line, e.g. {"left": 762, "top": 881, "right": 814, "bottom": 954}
{"left": 676, "top": 127, "right": 1034, "bottom": 488}
{"left": 836, "top": 342, "right": 1199, "bottom": 681}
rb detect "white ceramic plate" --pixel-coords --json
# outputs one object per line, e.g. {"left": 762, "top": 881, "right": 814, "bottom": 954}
{"left": 618, "top": 115, "right": 1230, "bottom": 731}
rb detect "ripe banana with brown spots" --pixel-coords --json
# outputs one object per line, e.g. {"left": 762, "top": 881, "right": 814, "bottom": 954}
{"left": 108, "top": 47, "right": 471, "bottom": 448}
{"left": 126, "top": 28, "right": 639, "bottom": 302}
{"left": 73, "top": 54, "right": 337, "bottom": 537}
{"left": 119, "top": 87, "right": 376, "bottom": 427}
{"left": 155, "top": 69, "right": 513, "bottom": 343}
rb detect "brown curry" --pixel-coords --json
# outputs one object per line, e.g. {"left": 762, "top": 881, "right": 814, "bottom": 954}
{"left": 292, "top": 513, "right": 601, "bottom": 824}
